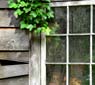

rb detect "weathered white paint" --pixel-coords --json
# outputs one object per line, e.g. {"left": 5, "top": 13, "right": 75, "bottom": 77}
{"left": 51, "top": 0, "right": 95, "bottom": 7}
{"left": 66, "top": 6, "right": 69, "bottom": 85}
{"left": 90, "top": 5, "right": 93, "bottom": 85}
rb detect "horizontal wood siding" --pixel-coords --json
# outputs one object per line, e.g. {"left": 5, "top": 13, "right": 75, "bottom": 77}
{"left": 0, "top": 64, "right": 29, "bottom": 79}
{"left": 0, "top": 1, "right": 29, "bottom": 84}
{"left": 0, "top": 76, "right": 28, "bottom": 85}
{"left": 0, "top": 10, "right": 19, "bottom": 27}
{"left": 0, "top": 52, "right": 29, "bottom": 62}
{"left": 0, "top": 28, "right": 29, "bottom": 51}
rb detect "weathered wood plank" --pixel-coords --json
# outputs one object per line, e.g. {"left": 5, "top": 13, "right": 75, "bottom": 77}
{"left": 0, "top": 28, "right": 29, "bottom": 51}
{"left": 29, "top": 34, "right": 41, "bottom": 85}
{"left": 0, "top": 0, "right": 8, "bottom": 8}
{"left": 0, "top": 64, "right": 29, "bottom": 79}
{"left": 0, "top": 52, "right": 29, "bottom": 62}
{"left": 0, "top": 10, "right": 19, "bottom": 27}
{"left": 0, "top": 76, "right": 28, "bottom": 85}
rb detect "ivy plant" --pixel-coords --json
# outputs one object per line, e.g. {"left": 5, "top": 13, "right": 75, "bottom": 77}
{"left": 8, "top": 0, "right": 54, "bottom": 35}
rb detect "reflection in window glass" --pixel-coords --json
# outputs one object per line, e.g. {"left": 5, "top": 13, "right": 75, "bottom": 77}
{"left": 92, "top": 65, "right": 95, "bottom": 85}
{"left": 69, "top": 6, "right": 90, "bottom": 33}
{"left": 49, "top": 7, "right": 67, "bottom": 34}
{"left": 69, "top": 65, "right": 89, "bottom": 85}
{"left": 93, "top": 36, "right": 95, "bottom": 62}
{"left": 46, "top": 65, "right": 66, "bottom": 85}
{"left": 46, "top": 36, "right": 66, "bottom": 62}
{"left": 69, "top": 36, "right": 90, "bottom": 62}
{"left": 93, "top": 6, "right": 95, "bottom": 33}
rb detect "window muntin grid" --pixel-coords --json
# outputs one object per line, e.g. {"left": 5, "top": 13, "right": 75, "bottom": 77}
{"left": 41, "top": 1, "right": 95, "bottom": 85}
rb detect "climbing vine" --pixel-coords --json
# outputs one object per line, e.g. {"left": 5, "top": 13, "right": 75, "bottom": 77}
{"left": 8, "top": 0, "right": 54, "bottom": 34}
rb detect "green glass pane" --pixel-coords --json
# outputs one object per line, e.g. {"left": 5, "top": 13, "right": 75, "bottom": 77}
{"left": 49, "top": 7, "right": 67, "bottom": 34}
{"left": 69, "top": 65, "right": 89, "bottom": 85}
{"left": 46, "top": 36, "right": 66, "bottom": 62}
{"left": 46, "top": 65, "right": 66, "bottom": 85}
{"left": 69, "top": 36, "right": 90, "bottom": 62}
{"left": 69, "top": 6, "right": 90, "bottom": 33}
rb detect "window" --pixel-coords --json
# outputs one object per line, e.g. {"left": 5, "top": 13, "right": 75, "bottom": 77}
{"left": 41, "top": 1, "right": 95, "bottom": 85}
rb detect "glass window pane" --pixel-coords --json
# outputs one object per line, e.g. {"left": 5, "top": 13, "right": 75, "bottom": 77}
{"left": 46, "top": 36, "right": 66, "bottom": 62}
{"left": 46, "top": 65, "right": 66, "bottom": 85}
{"left": 69, "top": 6, "right": 90, "bottom": 33}
{"left": 69, "top": 65, "right": 89, "bottom": 85}
{"left": 92, "top": 65, "right": 95, "bottom": 85}
{"left": 69, "top": 36, "right": 90, "bottom": 62}
{"left": 93, "top": 36, "right": 95, "bottom": 62}
{"left": 93, "top": 6, "right": 95, "bottom": 33}
{"left": 49, "top": 7, "right": 67, "bottom": 34}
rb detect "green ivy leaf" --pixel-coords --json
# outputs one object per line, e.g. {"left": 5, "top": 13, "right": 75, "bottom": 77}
{"left": 17, "top": 0, "right": 21, "bottom": 3}
{"left": 14, "top": 9, "right": 23, "bottom": 18}
{"left": 47, "top": 11, "right": 54, "bottom": 18}
{"left": 23, "top": 7, "right": 31, "bottom": 13}
{"left": 30, "top": 11, "right": 37, "bottom": 18}
{"left": 8, "top": 0, "right": 54, "bottom": 34}
{"left": 20, "top": 21, "right": 28, "bottom": 29}
{"left": 37, "top": 27, "right": 42, "bottom": 33}
{"left": 42, "top": 27, "right": 51, "bottom": 35}
{"left": 27, "top": 25, "right": 34, "bottom": 31}
{"left": 20, "top": 1, "right": 28, "bottom": 7}
{"left": 9, "top": 3, "right": 18, "bottom": 8}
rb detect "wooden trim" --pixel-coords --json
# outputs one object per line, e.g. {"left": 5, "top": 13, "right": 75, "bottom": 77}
{"left": 51, "top": 0, "right": 95, "bottom": 7}
{"left": 29, "top": 33, "right": 41, "bottom": 85}
{"left": 41, "top": 33, "right": 46, "bottom": 85}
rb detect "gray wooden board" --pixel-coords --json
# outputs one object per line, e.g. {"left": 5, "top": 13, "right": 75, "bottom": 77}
{"left": 0, "top": 52, "right": 29, "bottom": 62}
{"left": 0, "top": 10, "right": 19, "bottom": 27}
{"left": 0, "top": 29, "right": 29, "bottom": 51}
{"left": 0, "top": 0, "right": 8, "bottom": 8}
{"left": 0, "top": 76, "right": 28, "bottom": 85}
{"left": 0, "top": 64, "right": 29, "bottom": 79}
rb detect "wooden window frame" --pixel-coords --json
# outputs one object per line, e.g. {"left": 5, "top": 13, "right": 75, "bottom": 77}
{"left": 41, "top": 1, "right": 95, "bottom": 85}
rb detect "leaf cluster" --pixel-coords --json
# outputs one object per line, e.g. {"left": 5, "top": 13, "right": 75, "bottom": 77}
{"left": 9, "top": 0, "right": 54, "bottom": 34}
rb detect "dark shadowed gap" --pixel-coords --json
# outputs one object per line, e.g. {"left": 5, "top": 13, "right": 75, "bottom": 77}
{"left": 0, "top": 60, "right": 28, "bottom": 66}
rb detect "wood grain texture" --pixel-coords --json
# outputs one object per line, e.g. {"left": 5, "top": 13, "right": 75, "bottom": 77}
{"left": 0, "top": 76, "right": 28, "bottom": 85}
{"left": 0, "top": 0, "right": 8, "bottom": 8}
{"left": 0, "top": 10, "right": 19, "bottom": 27}
{"left": 0, "top": 64, "right": 29, "bottom": 79}
{"left": 0, "top": 28, "right": 29, "bottom": 51}
{"left": 29, "top": 34, "right": 41, "bottom": 85}
{"left": 0, "top": 52, "right": 29, "bottom": 62}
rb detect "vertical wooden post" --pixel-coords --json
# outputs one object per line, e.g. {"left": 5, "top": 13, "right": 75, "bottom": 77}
{"left": 29, "top": 33, "right": 41, "bottom": 85}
